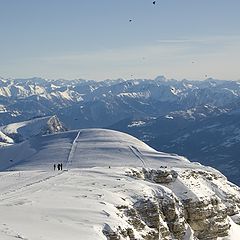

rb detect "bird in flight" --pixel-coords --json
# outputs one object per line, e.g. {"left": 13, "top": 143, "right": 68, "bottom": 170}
{"left": 129, "top": 2, "right": 155, "bottom": 23}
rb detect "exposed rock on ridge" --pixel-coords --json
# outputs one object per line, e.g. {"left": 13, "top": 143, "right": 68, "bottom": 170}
{"left": 103, "top": 168, "right": 240, "bottom": 240}
{"left": 0, "top": 115, "right": 66, "bottom": 145}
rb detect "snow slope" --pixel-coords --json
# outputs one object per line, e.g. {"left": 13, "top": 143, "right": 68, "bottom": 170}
{"left": 0, "top": 168, "right": 239, "bottom": 240}
{"left": 0, "top": 128, "right": 206, "bottom": 172}
{"left": 0, "top": 115, "right": 65, "bottom": 144}
{"left": 0, "top": 131, "right": 14, "bottom": 145}
{"left": 0, "top": 129, "right": 239, "bottom": 240}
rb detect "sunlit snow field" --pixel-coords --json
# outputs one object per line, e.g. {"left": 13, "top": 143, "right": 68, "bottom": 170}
{"left": 0, "top": 129, "right": 239, "bottom": 239}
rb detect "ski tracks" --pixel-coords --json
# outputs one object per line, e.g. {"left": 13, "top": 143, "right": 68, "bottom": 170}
{"left": 0, "top": 171, "right": 65, "bottom": 202}
{"left": 0, "top": 130, "right": 83, "bottom": 201}
{"left": 66, "top": 130, "right": 81, "bottom": 168}
{"left": 129, "top": 145, "right": 147, "bottom": 167}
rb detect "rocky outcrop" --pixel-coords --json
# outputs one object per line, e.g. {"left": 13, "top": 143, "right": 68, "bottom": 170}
{"left": 105, "top": 167, "right": 240, "bottom": 240}
{"left": 45, "top": 115, "right": 67, "bottom": 134}
{"left": 143, "top": 168, "right": 178, "bottom": 184}
{"left": 0, "top": 115, "right": 66, "bottom": 145}
{"left": 105, "top": 196, "right": 186, "bottom": 239}
{"left": 183, "top": 197, "right": 230, "bottom": 239}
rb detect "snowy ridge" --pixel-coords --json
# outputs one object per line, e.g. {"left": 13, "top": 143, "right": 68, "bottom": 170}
{"left": 0, "top": 129, "right": 239, "bottom": 239}
{"left": 0, "top": 131, "right": 14, "bottom": 145}
{"left": 1, "top": 77, "right": 240, "bottom": 129}
{"left": 0, "top": 115, "right": 66, "bottom": 144}
{"left": 0, "top": 128, "right": 197, "bottom": 171}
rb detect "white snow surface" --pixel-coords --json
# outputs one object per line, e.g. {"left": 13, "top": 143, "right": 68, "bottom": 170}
{"left": 0, "top": 116, "right": 53, "bottom": 137}
{"left": 0, "top": 116, "right": 64, "bottom": 144}
{"left": 0, "top": 131, "right": 14, "bottom": 145}
{"left": 0, "top": 168, "right": 163, "bottom": 240}
{"left": 0, "top": 128, "right": 209, "bottom": 172}
{"left": 0, "top": 129, "right": 239, "bottom": 239}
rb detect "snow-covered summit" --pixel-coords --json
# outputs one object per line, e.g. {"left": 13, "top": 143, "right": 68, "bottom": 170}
{"left": 0, "top": 128, "right": 239, "bottom": 239}
{"left": 0, "top": 128, "right": 191, "bottom": 171}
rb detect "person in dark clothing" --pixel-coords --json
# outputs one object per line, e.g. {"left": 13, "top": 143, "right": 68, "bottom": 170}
{"left": 54, "top": 164, "right": 56, "bottom": 171}
{"left": 60, "top": 163, "right": 63, "bottom": 171}
{"left": 57, "top": 164, "right": 61, "bottom": 171}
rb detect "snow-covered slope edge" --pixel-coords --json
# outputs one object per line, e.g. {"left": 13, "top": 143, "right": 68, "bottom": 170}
{"left": 0, "top": 115, "right": 66, "bottom": 145}
{"left": 0, "top": 129, "right": 239, "bottom": 240}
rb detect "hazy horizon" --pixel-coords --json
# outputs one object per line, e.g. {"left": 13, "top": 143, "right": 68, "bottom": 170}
{"left": 1, "top": 74, "right": 240, "bottom": 82}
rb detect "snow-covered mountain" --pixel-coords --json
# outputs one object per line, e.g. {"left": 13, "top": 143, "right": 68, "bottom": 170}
{"left": 1, "top": 76, "right": 240, "bottom": 128}
{"left": 0, "top": 128, "right": 239, "bottom": 239}
{"left": 1, "top": 76, "right": 240, "bottom": 185}
{"left": 0, "top": 115, "right": 66, "bottom": 145}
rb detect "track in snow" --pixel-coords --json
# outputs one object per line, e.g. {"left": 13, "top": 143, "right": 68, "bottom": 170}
{"left": 0, "top": 171, "right": 65, "bottom": 202}
{"left": 66, "top": 130, "right": 81, "bottom": 168}
{"left": 129, "top": 145, "right": 147, "bottom": 167}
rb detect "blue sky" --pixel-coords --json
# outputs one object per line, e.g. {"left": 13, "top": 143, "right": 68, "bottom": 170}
{"left": 0, "top": 0, "right": 240, "bottom": 80}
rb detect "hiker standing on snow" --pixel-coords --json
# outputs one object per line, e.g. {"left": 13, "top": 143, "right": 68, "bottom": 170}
{"left": 54, "top": 164, "right": 56, "bottom": 171}
{"left": 57, "top": 163, "right": 61, "bottom": 171}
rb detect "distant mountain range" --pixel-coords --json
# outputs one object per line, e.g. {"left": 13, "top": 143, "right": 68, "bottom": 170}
{"left": 0, "top": 76, "right": 240, "bottom": 184}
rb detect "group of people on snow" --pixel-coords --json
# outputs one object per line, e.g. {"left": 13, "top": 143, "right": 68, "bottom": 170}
{"left": 54, "top": 163, "right": 63, "bottom": 171}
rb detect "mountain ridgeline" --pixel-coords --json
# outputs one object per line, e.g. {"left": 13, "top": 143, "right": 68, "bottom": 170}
{"left": 0, "top": 76, "right": 240, "bottom": 185}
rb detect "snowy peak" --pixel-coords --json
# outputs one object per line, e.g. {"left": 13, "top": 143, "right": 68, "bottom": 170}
{"left": 1, "top": 77, "right": 240, "bottom": 129}
{"left": 0, "top": 115, "right": 66, "bottom": 144}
